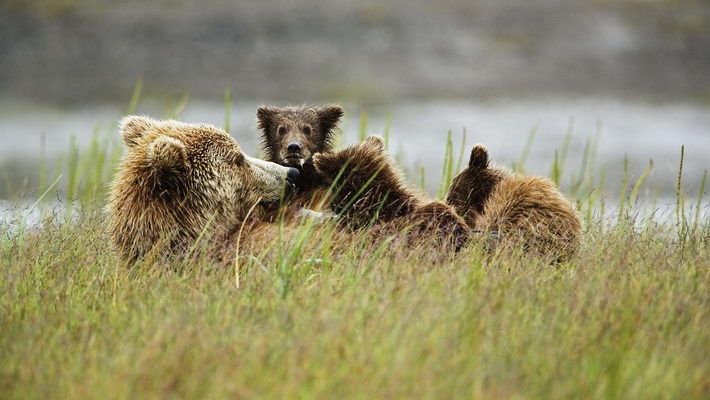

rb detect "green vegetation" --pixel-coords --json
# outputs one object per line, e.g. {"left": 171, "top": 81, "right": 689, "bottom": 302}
{"left": 1, "top": 104, "right": 709, "bottom": 399}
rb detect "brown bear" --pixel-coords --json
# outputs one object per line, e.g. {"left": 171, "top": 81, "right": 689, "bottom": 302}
{"left": 257, "top": 105, "right": 343, "bottom": 209}
{"left": 106, "top": 116, "right": 299, "bottom": 263}
{"left": 445, "top": 144, "right": 582, "bottom": 261}
{"left": 312, "top": 135, "right": 471, "bottom": 252}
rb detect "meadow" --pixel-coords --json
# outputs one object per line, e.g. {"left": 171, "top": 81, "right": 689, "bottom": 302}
{"left": 1, "top": 97, "right": 709, "bottom": 399}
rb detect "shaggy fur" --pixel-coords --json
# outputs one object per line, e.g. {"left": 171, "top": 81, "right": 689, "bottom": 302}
{"left": 313, "top": 136, "right": 471, "bottom": 252}
{"left": 257, "top": 105, "right": 343, "bottom": 208}
{"left": 445, "top": 144, "right": 582, "bottom": 260}
{"left": 107, "top": 116, "right": 298, "bottom": 263}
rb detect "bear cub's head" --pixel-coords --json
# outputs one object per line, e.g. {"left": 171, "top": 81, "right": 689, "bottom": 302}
{"left": 257, "top": 105, "right": 343, "bottom": 170}
{"left": 445, "top": 144, "right": 509, "bottom": 227}
{"left": 107, "top": 116, "right": 299, "bottom": 262}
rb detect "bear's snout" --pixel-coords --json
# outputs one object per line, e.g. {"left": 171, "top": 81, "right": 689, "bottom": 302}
{"left": 286, "top": 167, "right": 300, "bottom": 185}
{"left": 287, "top": 142, "right": 302, "bottom": 154}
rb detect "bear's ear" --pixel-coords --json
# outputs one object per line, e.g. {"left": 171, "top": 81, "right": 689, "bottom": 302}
{"left": 256, "top": 106, "right": 279, "bottom": 135}
{"left": 147, "top": 136, "right": 187, "bottom": 173}
{"left": 316, "top": 105, "right": 344, "bottom": 137}
{"left": 312, "top": 152, "right": 336, "bottom": 178}
{"left": 365, "top": 135, "right": 385, "bottom": 152}
{"left": 312, "top": 153, "right": 325, "bottom": 175}
{"left": 120, "top": 115, "right": 155, "bottom": 147}
{"left": 469, "top": 144, "right": 489, "bottom": 170}
{"left": 312, "top": 152, "right": 326, "bottom": 169}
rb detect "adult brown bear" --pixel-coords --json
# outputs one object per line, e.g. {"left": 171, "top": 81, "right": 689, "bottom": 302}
{"left": 107, "top": 116, "right": 299, "bottom": 263}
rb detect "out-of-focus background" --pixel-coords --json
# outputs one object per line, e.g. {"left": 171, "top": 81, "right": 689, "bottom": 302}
{"left": 1, "top": 0, "right": 709, "bottom": 202}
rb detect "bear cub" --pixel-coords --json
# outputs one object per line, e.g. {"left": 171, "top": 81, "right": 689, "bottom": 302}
{"left": 313, "top": 135, "right": 470, "bottom": 252}
{"left": 446, "top": 144, "right": 582, "bottom": 261}
{"left": 257, "top": 105, "right": 343, "bottom": 209}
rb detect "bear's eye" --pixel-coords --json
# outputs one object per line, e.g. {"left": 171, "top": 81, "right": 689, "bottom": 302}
{"left": 277, "top": 126, "right": 287, "bottom": 136}
{"left": 302, "top": 125, "right": 312, "bottom": 135}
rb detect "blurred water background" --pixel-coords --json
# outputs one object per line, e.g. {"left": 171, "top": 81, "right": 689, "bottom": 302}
{"left": 1, "top": 0, "right": 708, "bottom": 207}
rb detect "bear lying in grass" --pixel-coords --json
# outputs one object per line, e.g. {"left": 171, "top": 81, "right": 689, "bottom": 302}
{"left": 313, "top": 135, "right": 471, "bottom": 253}
{"left": 446, "top": 144, "right": 582, "bottom": 261}
{"left": 107, "top": 116, "right": 299, "bottom": 263}
{"left": 257, "top": 105, "right": 343, "bottom": 210}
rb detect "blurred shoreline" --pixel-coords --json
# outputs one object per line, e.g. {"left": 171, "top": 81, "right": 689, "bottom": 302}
{"left": 2, "top": 0, "right": 709, "bottom": 104}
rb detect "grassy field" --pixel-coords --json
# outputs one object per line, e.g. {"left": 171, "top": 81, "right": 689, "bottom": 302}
{"left": 1, "top": 108, "right": 709, "bottom": 399}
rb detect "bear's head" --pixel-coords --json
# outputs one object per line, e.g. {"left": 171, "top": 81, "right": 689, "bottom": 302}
{"left": 312, "top": 135, "right": 419, "bottom": 228}
{"left": 445, "top": 144, "right": 509, "bottom": 227}
{"left": 107, "top": 116, "right": 299, "bottom": 262}
{"left": 257, "top": 105, "right": 343, "bottom": 170}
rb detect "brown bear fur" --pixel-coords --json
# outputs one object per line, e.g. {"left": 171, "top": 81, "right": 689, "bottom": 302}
{"left": 313, "top": 135, "right": 471, "bottom": 252}
{"left": 445, "top": 144, "right": 582, "bottom": 260}
{"left": 257, "top": 105, "right": 343, "bottom": 209}
{"left": 107, "top": 116, "right": 298, "bottom": 263}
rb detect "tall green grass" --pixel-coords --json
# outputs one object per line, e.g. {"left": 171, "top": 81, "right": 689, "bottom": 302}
{"left": 1, "top": 97, "right": 708, "bottom": 399}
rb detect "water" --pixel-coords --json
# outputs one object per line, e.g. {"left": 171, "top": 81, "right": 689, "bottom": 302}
{"left": 0, "top": 200, "right": 43, "bottom": 235}
{"left": 359, "top": 99, "right": 709, "bottom": 192}
{"left": 1, "top": 97, "right": 708, "bottom": 200}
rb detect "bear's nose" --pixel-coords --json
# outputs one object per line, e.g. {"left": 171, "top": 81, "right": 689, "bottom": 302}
{"left": 286, "top": 167, "right": 300, "bottom": 184}
{"left": 287, "top": 142, "right": 301, "bottom": 154}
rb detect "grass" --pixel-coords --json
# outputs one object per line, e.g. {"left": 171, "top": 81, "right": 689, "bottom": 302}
{"left": 1, "top": 100, "right": 709, "bottom": 399}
